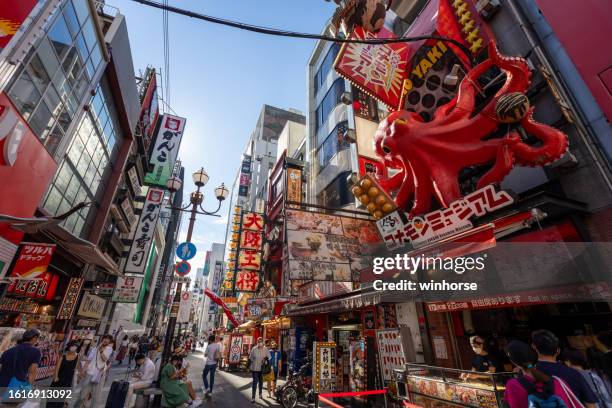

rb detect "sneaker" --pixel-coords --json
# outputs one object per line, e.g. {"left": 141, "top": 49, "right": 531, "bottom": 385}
{"left": 251, "top": 398, "right": 255, "bottom": 403}
{"left": 191, "top": 398, "right": 203, "bottom": 406}
{"left": 259, "top": 394, "right": 263, "bottom": 399}
{"left": 205, "top": 391, "right": 211, "bottom": 398}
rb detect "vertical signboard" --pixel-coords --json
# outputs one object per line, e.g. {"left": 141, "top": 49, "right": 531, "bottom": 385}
{"left": 177, "top": 291, "right": 191, "bottom": 323}
{"left": 238, "top": 155, "right": 252, "bottom": 197}
{"left": 125, "top": 188, "right": 164, "bottom": 273}
{"left": 286, "top": 167, "right": 302, "bottom": 205}
{"left": 0, "top": 0, "right": 38, "bottom": 49}
{"left": 138, "top": 70, "right": 160, "bottom": 150}
{"left": 233, "top": 212, "right": 264, "bottom": 293}
{"left": 313, "top": 342, "right": 336, "bottom": 393}
{"left": 229, "top": 334, "right": 243, "bottom": 364}
{"left": 144, "top": 114, "right": 186, "bottom": 187}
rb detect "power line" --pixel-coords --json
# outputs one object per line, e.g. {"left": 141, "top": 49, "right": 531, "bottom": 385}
{"left": 130, "top": 0, "right": 476, "bottom": 65}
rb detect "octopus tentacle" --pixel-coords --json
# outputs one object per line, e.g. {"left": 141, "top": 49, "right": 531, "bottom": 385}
{"left": 512, "top": 108, "right": 569, "bottom": 166}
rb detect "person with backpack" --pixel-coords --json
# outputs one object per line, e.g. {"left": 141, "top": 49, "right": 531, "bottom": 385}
{"left": 561, "top": 348, "right": 612, "bottom": 407}
{"left": 504, "top": 340, "right": 584, "bottom": 408}
{"left": 532, "top": 330, "right": 599, "bottom": 407}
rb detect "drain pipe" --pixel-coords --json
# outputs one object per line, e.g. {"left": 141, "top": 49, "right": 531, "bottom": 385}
{"left": 506, "top": 0, "right": 612, "bottom": 194}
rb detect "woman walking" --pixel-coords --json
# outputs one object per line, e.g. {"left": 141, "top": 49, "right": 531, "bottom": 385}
{"left": 128, "top": 336, "right": 139, "bottom": 367}
{"left": 115, "top": 335, "right": 129, "bottom": 365}
{"left": 46, "top": 341, "right": 80, "bottom": 408}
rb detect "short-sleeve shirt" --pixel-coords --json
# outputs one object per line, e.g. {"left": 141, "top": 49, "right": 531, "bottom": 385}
{"left": 504, "top": 375, "right": 581, "bottom": 408}
{"left": 139, "top": 358, "right": 156, "bottom": 382}
{"left": 472, "top": 354, "right": 503, "bottom": 373}
{"left": 249, "top": 346, "right": 271, "bottom": 372}
{"left": 86, "top": 345, "right": 112, "bottom": 377}
{"left": 205, "top": 343, "right": 222, "bottom": 366}
{"left": 269, "top": 350, "right": 282, "bottom": 372}
{"left": 537, "top": 361, "right": 598, "bottom": 404}
{"left": 0, "top": 344, "right": 42, "bottom": 387}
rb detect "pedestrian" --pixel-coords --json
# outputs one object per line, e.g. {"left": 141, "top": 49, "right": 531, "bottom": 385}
{"left": 138, "top": 334, "right": 149, "bottom": 355}
{"left": 125, "top": 353, "right": 156, "bottom": 408}
{"left": 595, "top": 331, "right": 612, "bottom": 386}
{"left": 248, "top": 337, "right": 271, "bottom": 403}
{"left": 532, "top": 329, "right": 599, "bottom": 407}
{"left": 128, "top": 336, "right": 139, "bottom": 367}
{"left": 264, "top": 340, "right": 282, "bottom": 398}
{"left": 160, "top": 355, "right": 201, "bottom": 407}
{"left": 116, "top": 335, "right": 129, "bottom": 365}
{"left": 46, "top": 341, "right": 80, "bottom": 408}
{"left": 504, "top": 340, "right": 584, "bottom": 408}
{"left": 561, "top": 347, "right": 612, "bottom": 407}
{"left": 203, "top": 335, "right": 222, "bottom": 398}
{"left": 461, "top": 335, "right": 503, "bottom": 380}
{"left": 73, "top": 334, "right": 113, "bottom": 408}
{"left": 0, "top": 329, "right": 41, "bottom": 397}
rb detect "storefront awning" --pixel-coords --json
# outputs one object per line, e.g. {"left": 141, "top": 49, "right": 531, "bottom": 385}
{"left": 236, "top": 320, "right": 259, "bottom": 331}
{"left": 0, "top": 214, "right": 119, "bottom": 275}
{"left": 287, "top": 288, "right": 408, "bottom": 316}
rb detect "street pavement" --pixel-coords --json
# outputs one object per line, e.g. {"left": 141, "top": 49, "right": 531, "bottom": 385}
{"left": 97, "top": 348, "right": 286, "bottom": 408}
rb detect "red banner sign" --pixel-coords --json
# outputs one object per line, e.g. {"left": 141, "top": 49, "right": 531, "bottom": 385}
{"left": 9, "top": 243, "right": 56, "bottom": 279}
{"left": 235, "top": 270, "right": 261, "bottom": 293}
{"left": 0, "top": 0, "right": 38, "bottom": 48}
{"left": 335, "top": 26, "right": 410, "bottom": 108}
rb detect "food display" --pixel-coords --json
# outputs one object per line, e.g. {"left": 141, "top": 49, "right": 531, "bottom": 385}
{"left": 401, "top": 364, "right": 512, "bottom": 408}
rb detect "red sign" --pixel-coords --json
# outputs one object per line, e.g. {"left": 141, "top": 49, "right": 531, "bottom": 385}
{"left": 7, "top": 272, "right": 59, "bottom": 301}
{"left": 0, "top": 0, "right": 38, "bottom": 48}
{"left": 240, "top": 230, "right": 263, "bottom": 250}
{"left": 138, "top": 70, "right": 159, "bottom": 149}
{"left": 9, "top": 243, "right": 56, "bottom": 279}
{"left": 335, "top": 26, "right": 410, "bottom": 108}
{"left": 175, "top": 261, "right": 191, "bottom": 276}
{"left": 0, "top": 93, "right": 57, "bottom": 246}
{"left": 234, "top": 270, "right": 261, "bottom": 293}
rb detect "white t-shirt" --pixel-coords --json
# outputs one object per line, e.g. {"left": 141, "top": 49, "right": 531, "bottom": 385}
{"left": 249, "top": 346, "right": 271, "bottom": 372}
{"left": 139, "top": 358, "right": 156, "bottom": 382}
{"left": 205, "top": 343, "right": 222, "bottom": 366}
{"left": 86, "top": 345, "right": 113, "bottom": 377}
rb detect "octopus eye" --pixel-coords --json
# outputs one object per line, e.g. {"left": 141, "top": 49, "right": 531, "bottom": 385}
{"left": 382, "top": 145, "right": 391, "bottom": 154}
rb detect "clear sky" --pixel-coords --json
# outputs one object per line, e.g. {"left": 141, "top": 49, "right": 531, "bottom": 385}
{"left": 113, "top": 0, "right": 335, "bottom": 275}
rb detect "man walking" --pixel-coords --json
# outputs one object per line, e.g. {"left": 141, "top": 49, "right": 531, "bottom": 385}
{"left": 74, "top": 334, "right": 113, "bottom": 408}
{"left": 249, "top": 337, "right": 270, "bottom": 403}
{"left": 202, "top": 335, "right": 222, "bottom": 398}
{"left": 0, "top": 329, "right": 41, "bottom": 391}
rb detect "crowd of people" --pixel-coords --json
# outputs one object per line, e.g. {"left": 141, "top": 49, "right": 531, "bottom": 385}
{"left": 465, "top": 329, "right": 612, "bottom": 407}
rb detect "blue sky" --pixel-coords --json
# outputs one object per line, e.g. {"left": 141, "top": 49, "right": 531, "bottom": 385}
{"left": 113, "top": 0, "right": 335, "bottom": 274}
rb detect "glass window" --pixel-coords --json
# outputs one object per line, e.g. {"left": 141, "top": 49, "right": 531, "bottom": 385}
{"left": 52, "top": 69, "right": 70, "bottom": 101}
{"left": 74, "top": 216, "right": 85, "bottom": 236}
{"left": 92, "top": 93, "right": 103, "bottom": 117}
{"left": 37, "top": 39, "right": 61, "bottom": 81}
{"left": 72, "top": 0, "right": 90, "bottom": 26}
{"left": 63, "top": 2, "right": 80, "bottom": 38}
{"left": 318, "top": 171, "right": 352, "bottom": 208}
{"left": 9, "top": 72, "right": 41, "bottom": 120}
{"left": 82, "top": 17, "right": 97, "bottom": 51}
{"left": 44, "top": 124, "right": 63, "bottom": 154}
{"left": 78, "top": 115, "right": 94, "bottom": 141}
{"left": 63, "top": 213, "right": 78, "bottom": 232}
{"left": 65, "top": 175, "right": 80, "bottom": 204}
{"left": 315, "top": 78, "right": 345, "bottom": 132}
{"left": 75, "top": 33, "right": 88, "bottom": 61}
{"left": 314, "top": 43, "right": 340, "bottom": 95}
{"left": 56, "top": 106, "right": 71, "bottom": 132}
{"left": 43, "top": 186, "right": 62, "bottom": 214}
{"left": 48, "top": 15, "right": 72, "bottom": 61}
{"left": 85, "top": 131, "right": 98, "bottom": 154}
{"left": 57, "top": 198, "right": 71, "bottom": 216}
{"left": 75, "top": 185, "right": 88, "bottom": 204}
{"left": 54, "top": 163, "right": 72, "bottom": 193}
{"left": 43, "top": 86, "right": 62, "bottom": 117}
{"left": 76, "top": 152, "right": 89, "bottom": 175}
{"left": 61, "top": 47, "right": 79, "bottom": 78}
{"left": 91, "top": 170, "right": 102, "bottom": 193}
{"left": 29, "top": 103, "right": 54, "bottom": 139}
{"left": 90, "top": 44, "right": 102, "bottom": 71}
{"left": 83, "top": 161, "right": 96, "bottom": 185}
{"left": 68, "top": 134, "right": 84, "bottom": 164}
{"left": 65, "top": 90, "right": 79, "bottom": 114}
{"left": 107, "top": 130, "right": 116, "bottom": 151}
{"left": 27, "top": 55, "right": 51, "bottom": 94}
{"left": 317, "top": 122, "right": 350, "bottom": 173}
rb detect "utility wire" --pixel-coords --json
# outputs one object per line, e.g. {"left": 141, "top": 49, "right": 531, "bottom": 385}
{"left": 130, "top": 0, "right": 476, "bottom": 65}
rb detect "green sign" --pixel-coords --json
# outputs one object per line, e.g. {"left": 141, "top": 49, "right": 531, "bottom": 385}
{"left": 144, "top": 114, "right": 186, "bottom": 186}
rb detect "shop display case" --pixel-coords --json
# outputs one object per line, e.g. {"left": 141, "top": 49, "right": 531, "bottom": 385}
{"left": 395, "top": 364, "right": 514, "bottom": 408}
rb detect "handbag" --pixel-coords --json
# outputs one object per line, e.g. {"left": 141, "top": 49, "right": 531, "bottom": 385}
{"left": 261, "top": 358, "right": 272, "bottom": 375}
{"left": 554, "top": 376, "right": 586, "bottom": 408}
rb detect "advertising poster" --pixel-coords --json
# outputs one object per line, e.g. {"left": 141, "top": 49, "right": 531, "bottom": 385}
{"left": 7, "top": 272, "right": 58, "bottom": 301}
{"left": 125, "top": 188, "right": 164, "bottom": 273}
{"left": 349, "top": 339, "right": 366, "bottom": 392}
{"left": 0, "top": 0, "right": 38, "bottom": 48}
{"left": 229, "top": 334, "right": 243, "bottom": 364}
{"left": 313, "top": 342, "right": 336, "bottom": 393}
{"left": 285, "top": 209, "right": 381, "bottom": 282}
{"left": 376, "top": 329, "right": 406, "bottom": 382}
{"left": 145, "top": 114, "right": 186, "bottom": 186}
{"left": 138, "top": 70, "right": 160, "bottom": 149}
{"left": 112, "top": 276, "right": 143, "bottom": 303}
{"left": 8, "top": 243, "right": 55, "bottom": 280}
{"left": 286, "top": 167, "right": 302, "bottom": 205}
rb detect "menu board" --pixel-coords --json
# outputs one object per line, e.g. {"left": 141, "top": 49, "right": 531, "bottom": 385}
{"left": 407, "top": 376, "right": 499, "bottom": 408}
{"left": 313, "top": 342, "right": 336, "bottom": 393}
{"left": 376, "top": 329, "right": 406, "bottom": 382}
{"left": 349, "top": 338, "right": 366, "bottom": 392}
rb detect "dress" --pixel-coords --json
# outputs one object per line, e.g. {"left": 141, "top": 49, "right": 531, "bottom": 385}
{"left": 160, "top": 363, "right": 189, "bottom": 407}
{"left": 46, "top": 355, "right": 78, "bottom": 408}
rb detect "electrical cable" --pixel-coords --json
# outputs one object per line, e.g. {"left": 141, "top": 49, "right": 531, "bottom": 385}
{"left": 130, "top": 0, "right": 476, "bottom": 65}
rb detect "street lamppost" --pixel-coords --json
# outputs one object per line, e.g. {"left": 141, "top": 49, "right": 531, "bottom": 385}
{"left": 160, "top": 167, "right": 229, "bottom": 366}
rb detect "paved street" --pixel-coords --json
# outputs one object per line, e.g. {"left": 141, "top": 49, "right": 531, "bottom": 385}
{"left": 97, "top": 348, "right": 285, "bottom": 408}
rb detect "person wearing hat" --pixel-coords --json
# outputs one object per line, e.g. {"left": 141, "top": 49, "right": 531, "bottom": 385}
{"left": 0, "top": 329, "right": 42, "bottom": 389}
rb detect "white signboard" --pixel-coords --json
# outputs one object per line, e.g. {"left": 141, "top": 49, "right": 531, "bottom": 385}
{"left": 125, "top": 188, "right": 164, "bottom": 273}
{"left": 127, "top": 166, "right": 141, "bottom": 197}
{"left": 229, "top": 335, "right": 243, "bottom": 364}
{"left": 77, "top": 292, "right": 106, "bottom": 319}
{"left": 120, "top": 197, "right": 137, "bottom": 226}
{"left": 112, "top": 276, "right": 143, "bottom": 303}
{"left": 144, "top": 114, "right": 186, "bottom": 186}
{"left": 376, "top": 329, "right": 406, "bottom": 382}
{"left": 177, "top": 291, "right": 191, "bottom": 323}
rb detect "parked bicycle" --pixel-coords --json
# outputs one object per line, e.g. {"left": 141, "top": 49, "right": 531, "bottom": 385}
{"left": 275, "top": 360, "right": 315, "bottom": 408}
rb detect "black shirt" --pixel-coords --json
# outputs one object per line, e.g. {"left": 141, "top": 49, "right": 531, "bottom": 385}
{"left": 536, "top": 361, "right": 598, "bottom": 404}
{"left": 472, "top": 353, "right": 503, "bottom": 373}
{"left": 0, "top": 343, "right": 42, "bottom": 387}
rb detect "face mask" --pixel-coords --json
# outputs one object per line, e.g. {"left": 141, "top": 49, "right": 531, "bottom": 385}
{"left": 472, "top": 346, "right": 483, "bottom": 353}
{"left": 69, "top": 346, "right": 78, "bottom": 352}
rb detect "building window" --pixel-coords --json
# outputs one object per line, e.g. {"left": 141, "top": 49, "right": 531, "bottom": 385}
{"left": 42, "top": 79, "right": 123, "bottom": 238}
{"left": 318, "top": 171, "right": 352, "bottom": 209}
{"left": 314, "top": 43, "right": 340, "bottom": 95}
{"left": 7, "top": 0, "right": 104, "bottom": 156}
{"left": 315, "top": 78, "right": 345, "bottom": 133}
{"left": 316, "top": 121, "right": 350, "bottom": 173}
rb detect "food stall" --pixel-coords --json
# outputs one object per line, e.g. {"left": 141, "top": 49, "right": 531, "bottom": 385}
{"left": 395, "top": 364, "right": 513, "bottom": 408}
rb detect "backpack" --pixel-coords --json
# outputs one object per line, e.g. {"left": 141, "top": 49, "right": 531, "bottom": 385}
{"left": 517, "top": 376, "right": 568, "bottom": 408}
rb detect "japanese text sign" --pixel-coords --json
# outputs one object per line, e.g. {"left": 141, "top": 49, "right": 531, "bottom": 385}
{"left": 335, "top": 26, "right": 409, "bottom": 108}
{"left": 57, "top": 278, "right": 84, "bottom": 320}
{"left": 125, "top": 188, "right": 164, "bottom": 273}
{"left": 235, "top": 270, "right": 261, "bottom": 293}
{"left": 229, "top": 334, "right": 243, "bottom": 364}
{"left": 144, "top": 114, "right": 186, "bottom": 186}
{"left": 9, "top": 242, "right": 55, "bottom": 279}
{"left": 77, "top": 292, "right": 106, "bottom": 319}
{"left": 112, "top": 276, "right": 143, "bottom": 303}
{"left": 313, "top": 342, "right": 336, "bottom": 393}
